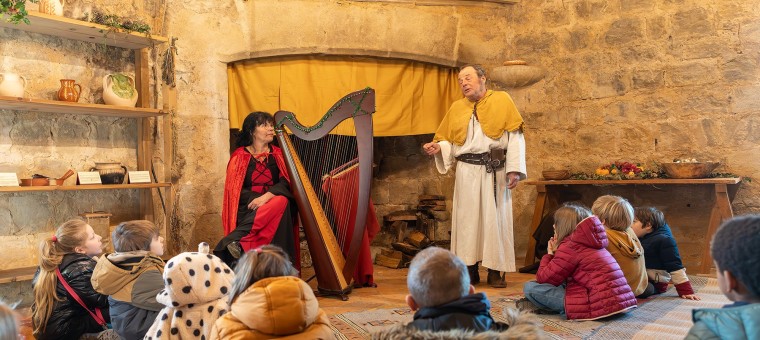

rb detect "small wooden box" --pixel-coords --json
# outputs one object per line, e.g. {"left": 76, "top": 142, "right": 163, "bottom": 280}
{"left": 80, "top": 212, "right": 113, "bottom": 252}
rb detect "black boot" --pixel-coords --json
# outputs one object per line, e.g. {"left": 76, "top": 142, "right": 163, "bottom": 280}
{"left": 487, "top": 269, "right": 507, "bottom": 288}
{"left": 467, "top": 264, "right": 480, "bottom": 285}
{"left": 227, "top": 241, "right": 243, "bottom": 259}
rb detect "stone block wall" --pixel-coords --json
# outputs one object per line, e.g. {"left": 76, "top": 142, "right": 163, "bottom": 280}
{"left": 3, "top": 0, "right": 759, "bottom": 305}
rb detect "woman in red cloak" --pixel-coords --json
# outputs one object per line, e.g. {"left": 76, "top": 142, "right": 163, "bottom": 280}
{"left": 214, "top": 111, "right": 299, "bottom": 269}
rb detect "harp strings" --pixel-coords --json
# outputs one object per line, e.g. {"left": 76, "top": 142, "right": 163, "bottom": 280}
{"left": 291, "top": 130, "right": 360, "bottom": 252}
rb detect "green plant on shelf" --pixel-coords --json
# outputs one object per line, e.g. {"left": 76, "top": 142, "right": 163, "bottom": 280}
{"left": 1, "top": 0, "right": 39, "bottom": 24}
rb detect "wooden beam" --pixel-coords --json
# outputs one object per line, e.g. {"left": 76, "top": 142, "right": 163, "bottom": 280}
{"left": 352, "top": 0, "right": 518, "bottom": 5}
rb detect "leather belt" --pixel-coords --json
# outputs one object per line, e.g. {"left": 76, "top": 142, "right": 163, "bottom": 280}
{"left": 455, "top": 152, "right": 505, "bottom": 173}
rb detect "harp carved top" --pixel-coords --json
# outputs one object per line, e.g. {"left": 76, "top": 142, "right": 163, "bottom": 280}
{"left": 274, "top": 88, "right": 375, "bottom": 139}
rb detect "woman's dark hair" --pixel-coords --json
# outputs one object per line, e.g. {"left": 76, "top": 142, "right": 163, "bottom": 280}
{"left": 235, "top": 111, "right": 275, "bottom": 148}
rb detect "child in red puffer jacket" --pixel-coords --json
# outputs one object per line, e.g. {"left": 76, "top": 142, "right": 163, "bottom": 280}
{"left": 520, "top": 204, "right": 638, "bottom": 320}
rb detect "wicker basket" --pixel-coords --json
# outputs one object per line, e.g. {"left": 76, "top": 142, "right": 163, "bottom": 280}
{"left": 542, "top": 170, "right": 570, "bottom": 180}
{"left": 660, "top": 162, "right": 720, "bottom": 179}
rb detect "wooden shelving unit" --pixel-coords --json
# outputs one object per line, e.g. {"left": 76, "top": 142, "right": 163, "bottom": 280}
{"left": 0, "top": 95, "right": 166, "bottom": 118}
{"left": 0, "top": 183, "right": 171, "bottom": 193}
{"left": 0, "top": 11, "right": 167, "bottom": 49}
{"left": 0, "top": 11, "right": 176, "bottom": 274}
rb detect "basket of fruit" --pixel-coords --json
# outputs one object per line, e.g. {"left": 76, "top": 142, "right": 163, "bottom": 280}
{"left": 660, "top": 159, "right": 720, "bottom": 179}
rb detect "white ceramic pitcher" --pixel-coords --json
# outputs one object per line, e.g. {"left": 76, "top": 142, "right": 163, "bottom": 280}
{"left": 0, "top": 73, "right": 27, "bottom": 97}
{"left": 103, "top": 73, "right": 138, "bottom": 107}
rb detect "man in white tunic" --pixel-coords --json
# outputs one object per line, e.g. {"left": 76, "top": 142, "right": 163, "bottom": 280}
{"left": 423, "top": 65, "right": 526, "bottom": 288}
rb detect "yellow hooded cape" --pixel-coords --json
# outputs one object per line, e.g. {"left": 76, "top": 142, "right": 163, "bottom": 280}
{"left": 432, "top": 90, "right": 524, "bottom": 145}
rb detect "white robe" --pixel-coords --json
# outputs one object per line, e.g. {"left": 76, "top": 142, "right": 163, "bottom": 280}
{"left": 434, "top": 115, "right": 526, "bottom": 272}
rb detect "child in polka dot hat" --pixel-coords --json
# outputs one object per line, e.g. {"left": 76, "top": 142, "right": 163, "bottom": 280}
{"left": 145, "top": 243, "right": 234, "bottom": 340}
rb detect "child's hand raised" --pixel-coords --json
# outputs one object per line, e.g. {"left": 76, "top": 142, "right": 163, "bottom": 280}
{"left": 547, "top": 237, "right": 557, "bottom": 255}
{"left": 680, "top": 294, "right": 701, "bottom": 301}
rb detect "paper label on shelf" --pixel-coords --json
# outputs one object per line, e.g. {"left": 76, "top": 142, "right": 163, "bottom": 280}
{"left": 128, "top": 171, "right": 151, "bottom": 184}
{"left": 0, "top": 173, "right": 20, "bottom": 187}
{"left": 78, "top": 172, "right": 102, "bottom": 185}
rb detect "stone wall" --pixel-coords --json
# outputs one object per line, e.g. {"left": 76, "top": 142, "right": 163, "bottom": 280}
{"left": 3, "top": 0, "right": 759, "bottom": 304}
{"left": 505, "top": 0, "right": 760, "bottom": 269}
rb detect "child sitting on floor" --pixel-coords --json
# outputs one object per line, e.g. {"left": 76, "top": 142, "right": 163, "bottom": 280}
{"left": 144, "top": 244, "right": 235, "bottom": 340}
{"left": 32, "top": 219, "right": 112, "bottom": 340}
{"left": 374, "top": 247, "right": 546, "bottom": 339}
{"left": 685, "top": 215, "right": 760, "bottom": 339}
{"left": 593, "top": 195, "right": 654, "bottom": 298}
{"left": 633, "top": 206, "right": 700, "bottom": 300}
{"left": 209, "top": 245, "right": 334, "bottom": 339}
{"left": 521, "top": 204, "right": 637, "bottom": 320}
{"left": 91, "top": 220, "right": 166, "bottom": 340}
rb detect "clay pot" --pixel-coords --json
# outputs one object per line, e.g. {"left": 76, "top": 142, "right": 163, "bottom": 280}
{"left": 90, "top": 162, "right": 128, "bottom": 184}
{"left": 103, "top": 73, "right": 138, "bottom": 107}
{"left": 57, "top": 79, "right": 81, "bottom": 102}
{"left": 0, "top": 73, "right": 27, "bottom": 97}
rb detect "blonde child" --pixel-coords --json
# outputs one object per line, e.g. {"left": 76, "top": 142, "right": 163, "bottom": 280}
{"left": 686, "top": 215, "right": 760, "bottom": 339}
{"left": 520, "top": 204, "right": 637, "bottom": 320}
{"left": 633, "top": 206, "right": 699, "bottom": 300}
{"left": 32, "top": 219, "right": 111, "bottom": 340}
{"left": 91, "top": 220, "right": 165, "bottom": 340}
{"left": 144, "top": 245, "right": 235, "bottom": 340}
{"left": 592, "top": 195, "right": 653, "bottom": 298}
{"left": 210, "top": 245, "right": 335, "bottom": 340}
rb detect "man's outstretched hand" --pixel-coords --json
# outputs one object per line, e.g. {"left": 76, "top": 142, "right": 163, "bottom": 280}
{"left": 422, "top": 142, "right": 441, "bottom": 155}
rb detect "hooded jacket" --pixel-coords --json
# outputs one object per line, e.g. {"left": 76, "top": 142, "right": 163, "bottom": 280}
{"left": 406, "top": 293, "right": 507, "bottom": 333}
{"left": 685, "top": 302, "right": 760, "bottom": 339}
{"left": 605, "top": 226, "right": 649, "bottom": 296}
{"left": 144, "top": 252, "right": 235, "bottom": 340}
{"left": 33, "top": 253, "right": 110, "bottom": 340}
{"left": 536, "top": 216, "right": 637, "bottom": 320}
{"left": 91, "top": 251, "right": 164, "bottom": 340}
{"left": 209, "top": 276, "right": 335, "bottom": 340}
{"left": 372, "top": 307, "right": 548, "bottom": 340}
{"left": 639, "top": 223, "right": 694, "bottom": 296}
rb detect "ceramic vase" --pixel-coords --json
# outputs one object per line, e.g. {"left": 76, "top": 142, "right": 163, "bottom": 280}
{"left": 103, "top": 73, "right": 138, "bottom": 107}
{"left": 0, "top": 73, "right": 27, "bottom": 97}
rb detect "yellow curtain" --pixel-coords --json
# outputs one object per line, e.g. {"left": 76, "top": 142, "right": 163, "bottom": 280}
{"left": 227, "top": 56, "right": 462, "bottom": 136}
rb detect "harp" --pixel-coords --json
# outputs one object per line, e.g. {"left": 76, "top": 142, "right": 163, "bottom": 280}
{"left": 274, "top": 88, "right": 375, "bottom": 300}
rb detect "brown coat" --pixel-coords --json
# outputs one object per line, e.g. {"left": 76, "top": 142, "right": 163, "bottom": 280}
{"left": 209, "top": 276, "right": 335, "bottom": 340}
{"left": 605, "top": 227, "right": 649, "bottom": 296}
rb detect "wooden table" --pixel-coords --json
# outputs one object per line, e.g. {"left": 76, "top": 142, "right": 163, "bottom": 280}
{"left": 523, "top": 178, "right": 742, "bottom": 274}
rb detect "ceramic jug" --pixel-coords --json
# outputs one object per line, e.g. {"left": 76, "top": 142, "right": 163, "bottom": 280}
{"left": 39, "top": 0, "right": 64, "bottom": 16}
{"left": 57, "top": 79, "right": 81, "bottom": 102}
{"left": 0, "top": 73, "right": 27, "bottom": 97}
{"left": 90, "top": 162, "right": 128, "bottom": 184}
{"left": 103, "top": 73, "right": 138, "bottom": 107}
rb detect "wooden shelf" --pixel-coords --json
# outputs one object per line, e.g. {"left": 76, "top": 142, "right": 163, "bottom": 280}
{"left": 0, "top": 12, "right": 167, "bottom": 49}
{"left": 0, "top": 96, "right": 166, "bottom": 118}
{"left": 524, "top": 178, "right": 742, "bottom": 186}
{"left": 0, "top": 266, "right": 36, "bottom": 284}
{"left": 0, "top": 183, "right": 170, "bottom": 192}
